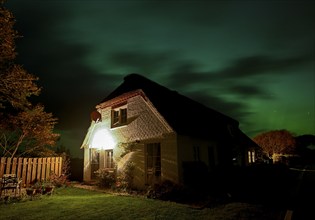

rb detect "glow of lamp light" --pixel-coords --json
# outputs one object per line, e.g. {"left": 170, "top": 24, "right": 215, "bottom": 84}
{"left": 91, "top": 128, "right": 115, "bottom": 150}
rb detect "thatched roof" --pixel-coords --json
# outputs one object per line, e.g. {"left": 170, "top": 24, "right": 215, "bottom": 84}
{"left": 100, "top": 73, "right": 239, "bottom": 140}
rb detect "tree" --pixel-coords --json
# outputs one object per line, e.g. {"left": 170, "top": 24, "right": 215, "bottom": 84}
{"left": 253, "top": 129, "right": 296, "bottom": 159}
{"left": 1, "top": 105, "right": 60, "bottom": 157}
{"left": 0, "top": 0, "right": 40, "bottom": 110}
{"left": 0, "top": 0, "right": 59, "bottom": 158}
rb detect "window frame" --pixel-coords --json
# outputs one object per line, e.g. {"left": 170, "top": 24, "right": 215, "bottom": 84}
{"left": 146, "top": 143, "right": 161, "bottom": 185}
{"left": 111, "top": 104, "right": 127, "bottom": 128}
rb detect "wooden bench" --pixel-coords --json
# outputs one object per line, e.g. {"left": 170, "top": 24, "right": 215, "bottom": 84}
{"left": 0, "top": 174, "right": 22, "bottom": 198}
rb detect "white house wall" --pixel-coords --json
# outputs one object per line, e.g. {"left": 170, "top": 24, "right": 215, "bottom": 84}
{"left": 100, "top": 95, "right": 174, "bottom": 144}
{"left": 160, "top": 135, "right": 179, "bottom": 184}
{"left": 84, "top": 94, "right": 178, "bottom": 188}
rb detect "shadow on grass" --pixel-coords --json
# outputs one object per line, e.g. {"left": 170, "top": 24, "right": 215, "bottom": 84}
{"left": 147, "top": 163, "right": 296, "bottom": 211}
{"left": 206, "top": 163, "right": 296, "bottom": 209}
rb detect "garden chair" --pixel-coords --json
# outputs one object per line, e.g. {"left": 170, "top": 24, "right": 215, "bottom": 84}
{"left": 0, "top": 174, "right": 22, "bottom": 198}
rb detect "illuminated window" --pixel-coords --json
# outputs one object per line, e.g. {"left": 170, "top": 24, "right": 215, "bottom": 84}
{"left": 105, "top": 150, "right": 114, "bottom": 168}
{"left": 111, "top": 105, "right": 127, "bottom": 128}
{"left": 248, "top": 151, "right": 255, "bottom": 163}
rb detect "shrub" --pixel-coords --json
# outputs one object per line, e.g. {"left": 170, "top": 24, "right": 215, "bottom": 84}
{"left": 47, "top": 153, "right": 71, "bottom": 188}
{"left": 31, "top": 180, "right": 55, "bottom": 195}
{"left": 115, "top": 161, "right": 135, "bottom": 192}
{"left": 95, "top": 168, "right": 116, "bottom": 188}
{"left": 49, "top": 172, "right": 70, "bottom": 188}
{"left": 146, "top": 180, "right": 184, "bottom": 202}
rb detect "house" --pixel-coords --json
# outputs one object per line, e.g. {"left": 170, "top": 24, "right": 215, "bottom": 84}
{"left": 81, "top": 73, "right": 259, "bottom": 189}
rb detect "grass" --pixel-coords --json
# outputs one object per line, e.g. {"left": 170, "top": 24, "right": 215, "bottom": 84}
{"left": 0, "top": 186, "right": 282, "bottom": 220}
{"left": 1, "top": 163, "right": 295, "bottom": 219}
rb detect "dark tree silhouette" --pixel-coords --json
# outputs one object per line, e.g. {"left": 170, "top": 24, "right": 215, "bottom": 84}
{"left": 295, "top": 134, "right": 315, "bottom": 163}
{"left": 295, "top": 134, "right": 315, "bottom": 150}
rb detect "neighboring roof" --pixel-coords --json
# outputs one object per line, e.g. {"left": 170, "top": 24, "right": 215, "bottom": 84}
{"left": 237, "top": 130, "right": 260, "bottom": 150}
{"left": 100, "top": 73, "right": 239, "bottom": 140}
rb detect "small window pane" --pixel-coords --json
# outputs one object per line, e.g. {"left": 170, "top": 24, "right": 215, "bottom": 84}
{"left": 113, "top": 110, "right": 119, "bottom": 124}
{"left": 120, "top": 108, "right": 127, "bottom": 123}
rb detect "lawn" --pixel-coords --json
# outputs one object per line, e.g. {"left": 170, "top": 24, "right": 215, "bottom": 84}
{"left": 0, "top": 186, "right": 282, "bottom": 220}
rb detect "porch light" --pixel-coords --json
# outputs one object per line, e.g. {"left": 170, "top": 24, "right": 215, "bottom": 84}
{"left": 90, "top": 128, "right": 116, "bottom": 150}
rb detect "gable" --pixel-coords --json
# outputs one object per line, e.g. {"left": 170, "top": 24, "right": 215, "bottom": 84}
{"left": 100, "top": 73, "right": 239, "bottom": 140}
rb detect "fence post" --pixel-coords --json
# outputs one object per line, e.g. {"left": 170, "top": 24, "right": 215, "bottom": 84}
{"left": 51, "top": 157, "right": 56, "bottom": 175}
{"left": 59, "top": 157, "right": 63, "bottom": 176}
{"left": 0, "top": 157, "right": 6, "bottom": 178}
{"left": 11, "top": 158, "right": 17, "bottom": 174}
{"left": 31, "top": 158, "right": 38, "bottom": 183}
{"left": 17, "top": 158, "right": 23, "bottom": 180}
{"left": 46, "top": 157, "right": 51, "bottom": 179}
{"left": 22, "top": 158, "right": 27, "bottom": 187}
{"left": 41, "top": 158, "right": 47, "bottom": 180}
{"left": 26, "top": 158, "right": 33, "bottom": 186}
{"left": 37, "top": 158, "right": 42, "bottom": 181}
{"left": 5, "top": 157, "right": 12, "bottom": 174}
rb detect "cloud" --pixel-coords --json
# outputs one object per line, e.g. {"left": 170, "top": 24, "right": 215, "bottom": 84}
{"left": 105, "top": 50, "right": 257, "bottom": 124}
{"left": 185, "top": 89, "right": 252, "bottom": 120}
{"left": 166, "top": 53, "right": 313, "bottom": 100}
{"left": 106, "top": 51, "right": 298, "bottom": 124}
{"left": 219, "top": 54, "right": 313, "bottom": 79}
{"left": 109, "top": 51, "right": 174, "bottom": 75}
{"left": 227, "top": 84, "right": 272, "bottom": 99}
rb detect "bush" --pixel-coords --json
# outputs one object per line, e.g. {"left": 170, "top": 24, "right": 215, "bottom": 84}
{"left": 146, "top": 180, "right": 184, "bottom": 202}
{"left": 95, "top": 168, "right": 116, "bottom": 188}
{"left": 115, "top": 161, "right": 135, "bottom": 192}
{"left": 49, "top": 172, "right": 70, "bottom": 188}
{"left": 31, "top": 180, "right": 55, "bottom": 195}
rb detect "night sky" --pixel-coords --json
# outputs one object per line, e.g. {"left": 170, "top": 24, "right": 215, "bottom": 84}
{"left": 4, "top": 0, "right": 315, "bottom": 158}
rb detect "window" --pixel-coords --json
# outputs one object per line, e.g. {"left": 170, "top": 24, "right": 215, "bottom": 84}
{"left": 146, "top": 143, "right": 161, "bottom": 185}
{"left": 90, "top": 149, "right": 100, "bottom": 179}
{"left": 111, "top": 105, "right": 127, "bottom": 128}
{"left": 248, "top": 151, "right": 255, "bottom": 163}
{"left": 120, "top": 108, "right": 127, "bottom": 123}
{"left": 105, "top": 150, "right": 114, "bottom": 168}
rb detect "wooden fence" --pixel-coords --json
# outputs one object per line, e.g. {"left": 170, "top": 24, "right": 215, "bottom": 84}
{"left": 0, "top": 157, "right": 63, "bottom": 187}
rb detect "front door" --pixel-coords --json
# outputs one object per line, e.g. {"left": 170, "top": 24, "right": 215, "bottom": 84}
{"left": 146, "top": 143, "right": 161, "bottom": 185}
